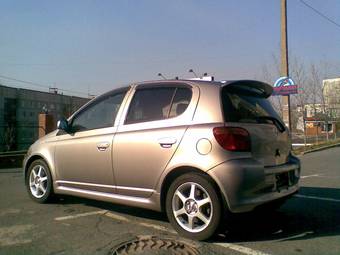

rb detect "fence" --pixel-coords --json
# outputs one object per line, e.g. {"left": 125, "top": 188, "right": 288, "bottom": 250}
{"left": 291, "top": 131, "right": 340, "bottom": 147}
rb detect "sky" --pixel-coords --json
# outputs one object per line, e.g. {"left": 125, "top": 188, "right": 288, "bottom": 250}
{"left": 0, "top": 0, "right": 339, "bottom": 97}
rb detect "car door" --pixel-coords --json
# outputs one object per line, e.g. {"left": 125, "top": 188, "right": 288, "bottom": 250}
{"left": 54, "top": 88, "right": 129, "bottom": 194}
{"left": 113, "top": 83, "right": 197, "bottom": 198}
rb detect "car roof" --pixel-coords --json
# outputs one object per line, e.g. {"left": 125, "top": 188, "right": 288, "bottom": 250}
{"left": 134, "top": 79, "right": 273, "bottom": 97}
{"left": 102, "top": 79, "right": 272, "bottom": 98}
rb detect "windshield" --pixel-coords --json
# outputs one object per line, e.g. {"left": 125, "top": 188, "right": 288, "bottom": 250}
{"left": 222, "top": 86, "right": 281, "bottom": 124}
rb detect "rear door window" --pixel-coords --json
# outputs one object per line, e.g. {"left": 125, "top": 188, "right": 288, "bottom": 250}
{"left": 125, "top": 86, "right": 192, "bottom": 124}
{"left": 169, "top": 88, "right": 192, "bottom": 118}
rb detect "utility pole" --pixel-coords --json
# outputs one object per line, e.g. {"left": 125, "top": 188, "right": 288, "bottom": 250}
{"left": 281, "top": 0, "right": 291, "bottom": 130}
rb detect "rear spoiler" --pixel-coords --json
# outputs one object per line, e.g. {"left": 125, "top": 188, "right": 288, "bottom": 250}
{"left": 221, "top": 80, "right": 273, "bottom": 98}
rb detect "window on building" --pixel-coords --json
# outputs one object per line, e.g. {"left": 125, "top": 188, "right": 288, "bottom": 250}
{"left": 321, "top": 123, "right": 333, "bottom": 133}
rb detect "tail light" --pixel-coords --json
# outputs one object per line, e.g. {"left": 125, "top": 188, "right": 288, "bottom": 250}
{"left": 213, "top": 127, "right": 251, "bottom": 152}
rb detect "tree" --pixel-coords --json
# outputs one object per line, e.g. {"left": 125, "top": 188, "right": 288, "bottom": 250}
{"left": 261, "top": 54, "right": 339, "bottom": 142}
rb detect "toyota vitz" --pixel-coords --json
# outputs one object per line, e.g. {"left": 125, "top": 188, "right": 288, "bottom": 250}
{"left": 24, "top": 79, "right": 300, "bottom": 240}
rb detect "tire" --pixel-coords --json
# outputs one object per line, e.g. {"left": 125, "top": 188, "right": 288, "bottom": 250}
{"left": 166, "top": 173, "right": 222, "bottom": 241}
{"left": 26, "top": 159, "right": 54, "bottom": 203}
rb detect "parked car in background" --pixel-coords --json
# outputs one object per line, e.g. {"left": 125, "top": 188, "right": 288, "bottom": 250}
{"left": 24, "top": 79, "right": 300, "bottom": 240}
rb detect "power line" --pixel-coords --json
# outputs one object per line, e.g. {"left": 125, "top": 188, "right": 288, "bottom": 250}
{"left": 0, "top": 74, "right": 89, "bottom": 97}
{"left": 299, "top": 0, "right": 340, "bottom": 30}
{"left": 0, "top": 74, "right": 50, "bottom": 89}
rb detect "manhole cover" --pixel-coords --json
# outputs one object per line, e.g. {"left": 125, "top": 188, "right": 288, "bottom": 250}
{"left": 109, "top": 235, "right": 200, "bottom": 255}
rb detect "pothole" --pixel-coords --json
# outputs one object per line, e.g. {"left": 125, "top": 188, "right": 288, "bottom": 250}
{"left": 109, "top": 235, "right": 200, "bottom": 255}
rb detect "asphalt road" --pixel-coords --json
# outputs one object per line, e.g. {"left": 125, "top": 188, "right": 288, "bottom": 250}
{"left": 0, "top": 147, "right": 339, "bottom": 255}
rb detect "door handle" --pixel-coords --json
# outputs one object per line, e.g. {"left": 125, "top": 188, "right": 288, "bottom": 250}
{"left": 158, "top": 137, "right": 177, "bottom": 148}
{"left": 97, "top": 142, "right": 110, "bottom": 151}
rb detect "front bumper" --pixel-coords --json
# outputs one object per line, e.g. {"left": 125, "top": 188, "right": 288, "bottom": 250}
{"left": 208, "top": 155, "right": 300, "bottom": 213}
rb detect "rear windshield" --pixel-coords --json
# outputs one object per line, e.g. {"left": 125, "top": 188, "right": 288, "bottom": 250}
{"left": 221, "top": 86, "right": 281, "bottom": 123}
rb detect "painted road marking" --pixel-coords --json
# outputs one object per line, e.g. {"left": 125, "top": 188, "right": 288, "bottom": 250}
{"left": 213, "top": 243, "right": 272, "bottom": 255}
{"left": 105, "top": 212, "right": 129, "bottom": 222}
{"left": 55, "top": 210, "right": 271, "bottom": 255}
{"left": 139, "top": 222, "right": 177, "bottom": 234}
{"left": 300, "top": 174, "right": 320, "bottom": 179}
{"left": 55, "top": 210, "right": 107, "bottom": 221}
{"left": 301, "top": 174, "right": 340, "bottom": 179}
{"left": 273, "top": 231, "right": 314, "bottom": 242}
{"left": 103, "top": 212, "right": 270, "bottom": 255}
{"left": 0, "top": 224, "right": 34, "bottom": 246}
{"left": 292, "top": 143, "right": 312, "bottom": 146}
{"left": 294, "top": 194, "right": 340, "bottom": 203}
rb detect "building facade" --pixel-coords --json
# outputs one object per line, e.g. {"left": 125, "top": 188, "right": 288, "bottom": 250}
{"left": 0, "top": 85, "right": 89, "bottom": 151}
{"left": 323, "top": 78, "right": 340, "bottom": 119}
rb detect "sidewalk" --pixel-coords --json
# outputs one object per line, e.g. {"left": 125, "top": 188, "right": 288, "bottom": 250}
{"left": 301, "top": 142, "right": 340, "bottom": 155}
{"left": 0, "top": 168, "right": 22, "bottom": 173}
{"left": 293, "top": 140, "right": 340, "bottom": 155}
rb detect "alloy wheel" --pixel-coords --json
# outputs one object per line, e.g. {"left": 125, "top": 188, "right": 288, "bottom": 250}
{"left": 172, "top": 182, "right": 213, "bottom": 233}
{"left": 29, "top": 165, "right": 48, "bottom": 198}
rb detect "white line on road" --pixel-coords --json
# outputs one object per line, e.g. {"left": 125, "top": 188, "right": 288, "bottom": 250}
{"left": 301, "top": 175, "right": 340, "bottom": 179}
{"left": 300, "top": 174, "right": 320, "bottom": 179}
{"left": 294, "top": 194, "right": 340, "bottom": 203}
{"left": 55, "top": 210, "right": 108, "bottom": 221}
{"left": 213, "top": 243, "right": 272, "bottom": 255}
{"left": 105, "top": 214, "right": 269, "bottom": 255}
{"left": 55, "top": 210, "right": 271, "bottom": 255}
{"left": 139, "top": 222, "right": 177, "bottom": 234}
{"left": 105, "top": 212, "right": 129, "bottom": 222}
{"left": 292, "top": 143, "right": 312, "bottom": 146}
{"left": 273, "top": 231, "right": 314, "bottom": 242}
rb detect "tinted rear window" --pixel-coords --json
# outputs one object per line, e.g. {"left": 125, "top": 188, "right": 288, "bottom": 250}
{"left": 222, "top": 86, "right": 280, "bottom": 123}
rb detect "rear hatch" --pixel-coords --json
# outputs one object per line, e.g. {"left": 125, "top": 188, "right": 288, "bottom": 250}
{"left": 221, "top": 81, "right": 290, "bottom": 166}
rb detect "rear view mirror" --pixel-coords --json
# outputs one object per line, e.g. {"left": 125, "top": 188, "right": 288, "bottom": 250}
{"left": 57, "top": 118, "right": 69, "bottom": 132}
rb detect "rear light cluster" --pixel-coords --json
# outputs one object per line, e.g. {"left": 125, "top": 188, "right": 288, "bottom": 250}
{"left": 213, "top": 127, "right": 251, "bottom": 152}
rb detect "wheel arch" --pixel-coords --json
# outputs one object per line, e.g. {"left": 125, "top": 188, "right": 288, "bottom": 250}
{"left": 160, "top": 166, "right": 228, "bottom": 213}
{"left": 24, "top": 154, "right": 53, "bottom": 181}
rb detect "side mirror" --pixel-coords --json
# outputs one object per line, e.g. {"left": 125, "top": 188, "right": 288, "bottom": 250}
{"left": 57, "top": 118, "right": 69, "bottom": 132}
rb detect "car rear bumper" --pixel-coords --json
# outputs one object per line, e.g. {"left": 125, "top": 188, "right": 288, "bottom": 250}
{"left": 208, "top": 155, "right": 300, "bottom": 213}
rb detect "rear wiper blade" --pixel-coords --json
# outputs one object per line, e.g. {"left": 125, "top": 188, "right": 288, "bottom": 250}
{"left": 256, "top": 116, "right": 286, "bottom": 133}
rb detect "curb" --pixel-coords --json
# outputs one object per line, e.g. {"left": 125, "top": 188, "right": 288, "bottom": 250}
{"left": 301, "top": 142, "right": 340, "bottom": 155}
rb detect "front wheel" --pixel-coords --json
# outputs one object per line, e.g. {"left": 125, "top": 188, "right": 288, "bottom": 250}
{"left": 26, "top": 159, "right": 54, "bottom": 203}
{"left": 166, "top": 173, "right": 222, "bottom": 241}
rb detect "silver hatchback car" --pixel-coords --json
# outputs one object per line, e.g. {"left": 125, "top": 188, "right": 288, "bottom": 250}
{"left": 24, "top": 79, "right": 300, "bottom": 240}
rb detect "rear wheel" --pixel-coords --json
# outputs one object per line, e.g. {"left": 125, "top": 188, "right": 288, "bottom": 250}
{"left": 26, "top": 159, "right": 54, "bottom": 203}
{"left": 166, "top": 173, "right": 221, "bottom": 241}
